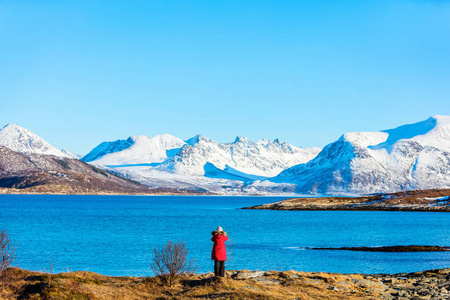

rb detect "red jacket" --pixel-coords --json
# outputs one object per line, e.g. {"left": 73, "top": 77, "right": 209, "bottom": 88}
{"left": 211, "top": 233, "right": 228, "bottom": 261}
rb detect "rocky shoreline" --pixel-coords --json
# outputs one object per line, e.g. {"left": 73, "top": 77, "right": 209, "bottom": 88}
{"left": 229, "top": 268, "right": 450, "bottom": 300}
{"left": 242, "top": 189, "right": 450, "bottom": 212}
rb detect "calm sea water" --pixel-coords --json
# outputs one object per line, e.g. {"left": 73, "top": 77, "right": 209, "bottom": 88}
{"left": 0, "top": 195, "right": 449, "bottom": 276}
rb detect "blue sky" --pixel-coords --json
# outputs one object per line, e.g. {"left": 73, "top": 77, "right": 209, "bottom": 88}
{"left": 1, "top": 0, "right": 449, "bottom": 155}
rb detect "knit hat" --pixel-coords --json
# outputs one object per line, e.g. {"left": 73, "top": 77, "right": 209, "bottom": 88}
{"left": 216, "top": 226, "right": 223, "bottom": 232}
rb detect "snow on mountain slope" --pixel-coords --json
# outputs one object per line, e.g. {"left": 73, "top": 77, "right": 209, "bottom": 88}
{"left": 0, "top": 123, "right": 69, "bottom": 157}
{"left": 82, "top": 134, "right": 186, "bottom": 166}
{"left": 158, "top": 135, "right": 321, "bottom": 178}
{"left": 61, "top": 148, "right": 81, "bottom": 159}
{"left": 274, "top": 115, "right": 450, "bottom": 194}
{"left": 82, "top": 138, "right": 134, "bottom": 162}
{"left": 109, "top": 164, "right": 297, "bottom": 195}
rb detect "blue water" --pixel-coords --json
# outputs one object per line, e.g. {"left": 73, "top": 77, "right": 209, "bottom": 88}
{"left": 0, "top": 195, "right": 449, "bottom": 276}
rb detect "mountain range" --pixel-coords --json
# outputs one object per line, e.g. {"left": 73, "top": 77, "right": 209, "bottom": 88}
{"left": 79, "top": 131, "right": 320, "bottom": 193}
{"left": 82, "top": 134, "right": 320, "bottom": 177}
{"left": 1, "top": 115, "right": 450, "bottom": 195}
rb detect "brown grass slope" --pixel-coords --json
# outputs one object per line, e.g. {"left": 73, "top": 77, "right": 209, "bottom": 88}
{"left": 2, "top": 267, "right": 449, "bottom": 299}
{"left": 0, "top": 267, "right": 405, "bottom": 300}
{"left": 243, "top": 189, "right": 450, "bottom": 212}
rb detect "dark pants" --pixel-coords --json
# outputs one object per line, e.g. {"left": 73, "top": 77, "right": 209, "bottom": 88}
{"left": 214, "top": 260, "right": 225, "bottom": 277}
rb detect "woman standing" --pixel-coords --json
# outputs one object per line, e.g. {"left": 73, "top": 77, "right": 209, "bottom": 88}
{"left": 211, "top": 226, "right": 228, "bottom": 277}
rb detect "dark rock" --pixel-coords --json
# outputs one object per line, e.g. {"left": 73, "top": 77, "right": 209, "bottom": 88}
{"left": 310, "top": 245, "right": 450, "bottom": 252}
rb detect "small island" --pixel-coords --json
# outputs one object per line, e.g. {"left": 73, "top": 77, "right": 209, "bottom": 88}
{"left": 242, "top": 189, "right": 450, "bottom": 212}
{"left": 308, "top": 245, "right": 450, "bottom": 252}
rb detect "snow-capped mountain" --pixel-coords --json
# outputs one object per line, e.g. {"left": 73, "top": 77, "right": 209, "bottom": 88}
{"left": 273, "top": 115, "right": 450, "bottom": 194}
{"left": 82, "top": 134, "right": 186, "bottom": 166}
{"left": 0, "top": 123, "right": 69, "bottom": 157}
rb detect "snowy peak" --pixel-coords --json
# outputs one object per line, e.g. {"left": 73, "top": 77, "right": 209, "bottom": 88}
{"left": 137, "top": 134, "right": 185, "bottom": 150}
{"left": 0, "top": 123, "right": 69, "bottom": 157}
{"left": 185, "top": 134, "right": 204, "bottom": 146}
{"left": 234, "top": 136, "right": 251, "bottom": 144}
{"left": 83, "top": 134, "right": 186, "bottom": 166}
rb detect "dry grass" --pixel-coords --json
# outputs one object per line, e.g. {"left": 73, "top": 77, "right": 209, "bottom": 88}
{"left": 0, "top": 267, "right": 380, "bottom": 300}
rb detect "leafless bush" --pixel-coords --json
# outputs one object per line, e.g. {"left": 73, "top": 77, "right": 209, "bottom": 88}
{"left": 0, "top": 229, "right": 17, "bottom": 279}
{"left": 150, "top": 240, "right": 197, "bottom": 286}
{"left": 45, "top": 260, "right": 54, "bottom": 288}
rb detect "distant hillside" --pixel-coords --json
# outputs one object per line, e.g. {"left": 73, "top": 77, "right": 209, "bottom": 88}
{"left": 0, "top": 146, "right": 194, "bottom": 194}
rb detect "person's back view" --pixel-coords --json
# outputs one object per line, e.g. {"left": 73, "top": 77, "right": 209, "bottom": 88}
{"left": 211, "top": 226, "right": 228, "bottom": 277}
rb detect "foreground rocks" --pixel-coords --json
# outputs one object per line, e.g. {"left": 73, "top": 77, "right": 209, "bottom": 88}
{"left": 369, "top": 268, "right": 450, "bottom": 300}
{"left": 230, "top": 268, "right": 450, "bottom": 300}
{"left": 243, "top": 189, "right": 450, "bottom": 212}
{"left": 1, "top": 267, "right": 449, "bottom": 299}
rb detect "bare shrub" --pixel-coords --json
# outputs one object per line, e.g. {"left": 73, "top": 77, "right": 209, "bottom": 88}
{"left": 0, "top": 229, "right": 17, "bottom": 278}
{"left": 150, "top": 240, "right": 197, "bottom": 286}
{"left": 45, "top": 260, "right": 54, "bottom": 288}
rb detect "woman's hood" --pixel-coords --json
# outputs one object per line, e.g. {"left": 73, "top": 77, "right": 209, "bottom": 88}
{"left": 212, "top": 231, "right": 227, "bottom": 236}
